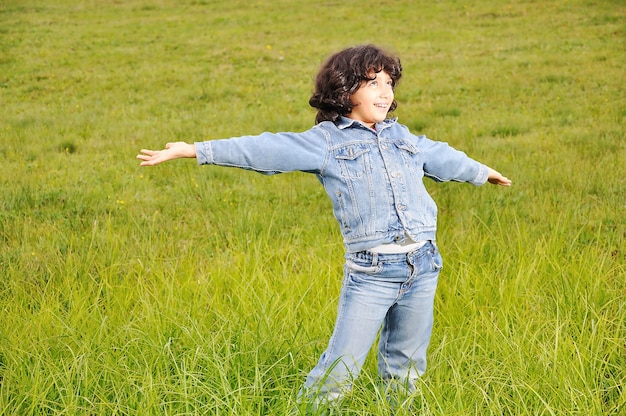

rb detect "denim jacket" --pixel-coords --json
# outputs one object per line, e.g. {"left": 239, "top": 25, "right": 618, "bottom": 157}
{"left": 195, "top": 117, "right": 488, "bottom": 253}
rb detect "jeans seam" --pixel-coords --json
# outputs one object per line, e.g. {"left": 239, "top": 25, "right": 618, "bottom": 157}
{"left": 379, "top": 330, "right": 389, "bottom": 378}
{"left": 323, "top": 284, "right": 348, "bottom": 369}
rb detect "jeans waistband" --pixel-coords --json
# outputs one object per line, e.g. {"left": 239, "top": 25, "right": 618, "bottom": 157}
{"left": 349, "top": 240, "right": 434, "bottom": 265}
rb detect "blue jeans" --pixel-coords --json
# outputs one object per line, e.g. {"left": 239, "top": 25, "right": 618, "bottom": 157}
{"left": 301, "top": 241, "right": 443, "bottom": 402}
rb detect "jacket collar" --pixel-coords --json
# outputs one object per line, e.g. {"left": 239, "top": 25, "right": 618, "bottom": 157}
{"left": 336, "top": 116, "right": 398, "bottom": 131}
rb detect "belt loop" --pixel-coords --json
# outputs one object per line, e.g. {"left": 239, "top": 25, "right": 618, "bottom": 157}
{"left": 371, "top": 252, "right": 379, "bottom": 266}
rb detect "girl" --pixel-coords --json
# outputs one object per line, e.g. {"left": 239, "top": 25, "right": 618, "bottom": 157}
{"left": 137, "top": 44, "right": 511, "bottom": 406}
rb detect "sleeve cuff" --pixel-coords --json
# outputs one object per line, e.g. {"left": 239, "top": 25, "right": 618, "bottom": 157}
{"left": 195, "top": 141, "right": 213, "bottom": 165}
{"left": 471, "top": 163, "right": 489, "bottom": 186}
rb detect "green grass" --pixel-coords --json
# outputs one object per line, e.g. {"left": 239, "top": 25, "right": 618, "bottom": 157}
{"left": 1, "top": 0, "right": 624, "bottom": 414}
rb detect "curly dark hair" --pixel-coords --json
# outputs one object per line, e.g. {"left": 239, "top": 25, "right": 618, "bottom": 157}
{"left": 309, "top": 44, "right": 402, "bottom": 124}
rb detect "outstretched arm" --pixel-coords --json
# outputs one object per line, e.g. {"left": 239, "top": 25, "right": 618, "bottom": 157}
{"left": 137, "top": 142, "right": 197, "bottom": 166}
{"left": 487, "top": 167, "right": 512, "bottom": 186}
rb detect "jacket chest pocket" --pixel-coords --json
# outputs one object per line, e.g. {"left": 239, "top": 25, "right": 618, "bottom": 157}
{"left": 393, "top": 140, "right": 423, "bottom": 173}
{"left": 334, "top": 143, "right": 371, "bottom": 179}
{"left": 394, "top": 140, "right": 420, "bottom": 157}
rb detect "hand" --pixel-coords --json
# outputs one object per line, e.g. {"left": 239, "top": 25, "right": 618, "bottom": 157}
{"left": 137, "top": 142, "right": 196, "bottom": 166}
{"left": 487, "top": 167, "right": 512, "bottom": 186}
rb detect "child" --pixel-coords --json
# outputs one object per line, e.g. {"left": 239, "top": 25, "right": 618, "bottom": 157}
{"left": 137, "top": 44, "right": 511, "bottom": 406}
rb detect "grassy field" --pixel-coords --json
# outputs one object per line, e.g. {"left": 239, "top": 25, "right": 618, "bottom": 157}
{"left": 1, "top": 0, "right": 624, "bottom": 414}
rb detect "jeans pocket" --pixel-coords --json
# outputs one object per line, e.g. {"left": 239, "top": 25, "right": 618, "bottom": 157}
{"left": 429, "top": 248, "right": 443, "bottom": 271}
{"left": 346, "top": 259, "right": 382, "bottom": 274}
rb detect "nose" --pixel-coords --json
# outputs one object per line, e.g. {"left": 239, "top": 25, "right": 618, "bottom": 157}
{"left": 381, "top": 85, "right": 393, "bottom": 98}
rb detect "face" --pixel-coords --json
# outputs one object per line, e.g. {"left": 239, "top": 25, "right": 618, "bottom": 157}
{"left": 347, "top": 71, "right": 394, "bottom": 128}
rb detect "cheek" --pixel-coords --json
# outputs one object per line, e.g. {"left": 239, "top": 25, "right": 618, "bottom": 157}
{"left": 348, "top": 92, "right": 361, "bottom": 106}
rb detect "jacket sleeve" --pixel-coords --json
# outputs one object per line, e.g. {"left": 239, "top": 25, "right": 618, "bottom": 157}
{"left": 418, "top": 135, "right": 489, "bottom": 186}
{"left": 195, "top": 127, "right": 329, "bottom": 175}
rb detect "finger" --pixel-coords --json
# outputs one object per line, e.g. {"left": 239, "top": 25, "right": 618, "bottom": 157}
{"left": 139, "top": 149, "right": 160, "bottom": 156}
{"left": 136, "top": 154, "right": 152, "bottom": 161}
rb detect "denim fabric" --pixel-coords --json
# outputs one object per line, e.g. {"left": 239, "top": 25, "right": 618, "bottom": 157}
{"left": 196, "top": 117, "right": 488, "bottom": 253}
{"left": 195, "top": 118, "right": 481, "bottom": 405}
{"left": 300, "top": 241, "right": 443, "bottom": 401}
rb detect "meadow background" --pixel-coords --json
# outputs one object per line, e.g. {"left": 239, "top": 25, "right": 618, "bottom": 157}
{"left": 1, "top": 0, "right": 624, "bottom": 414}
